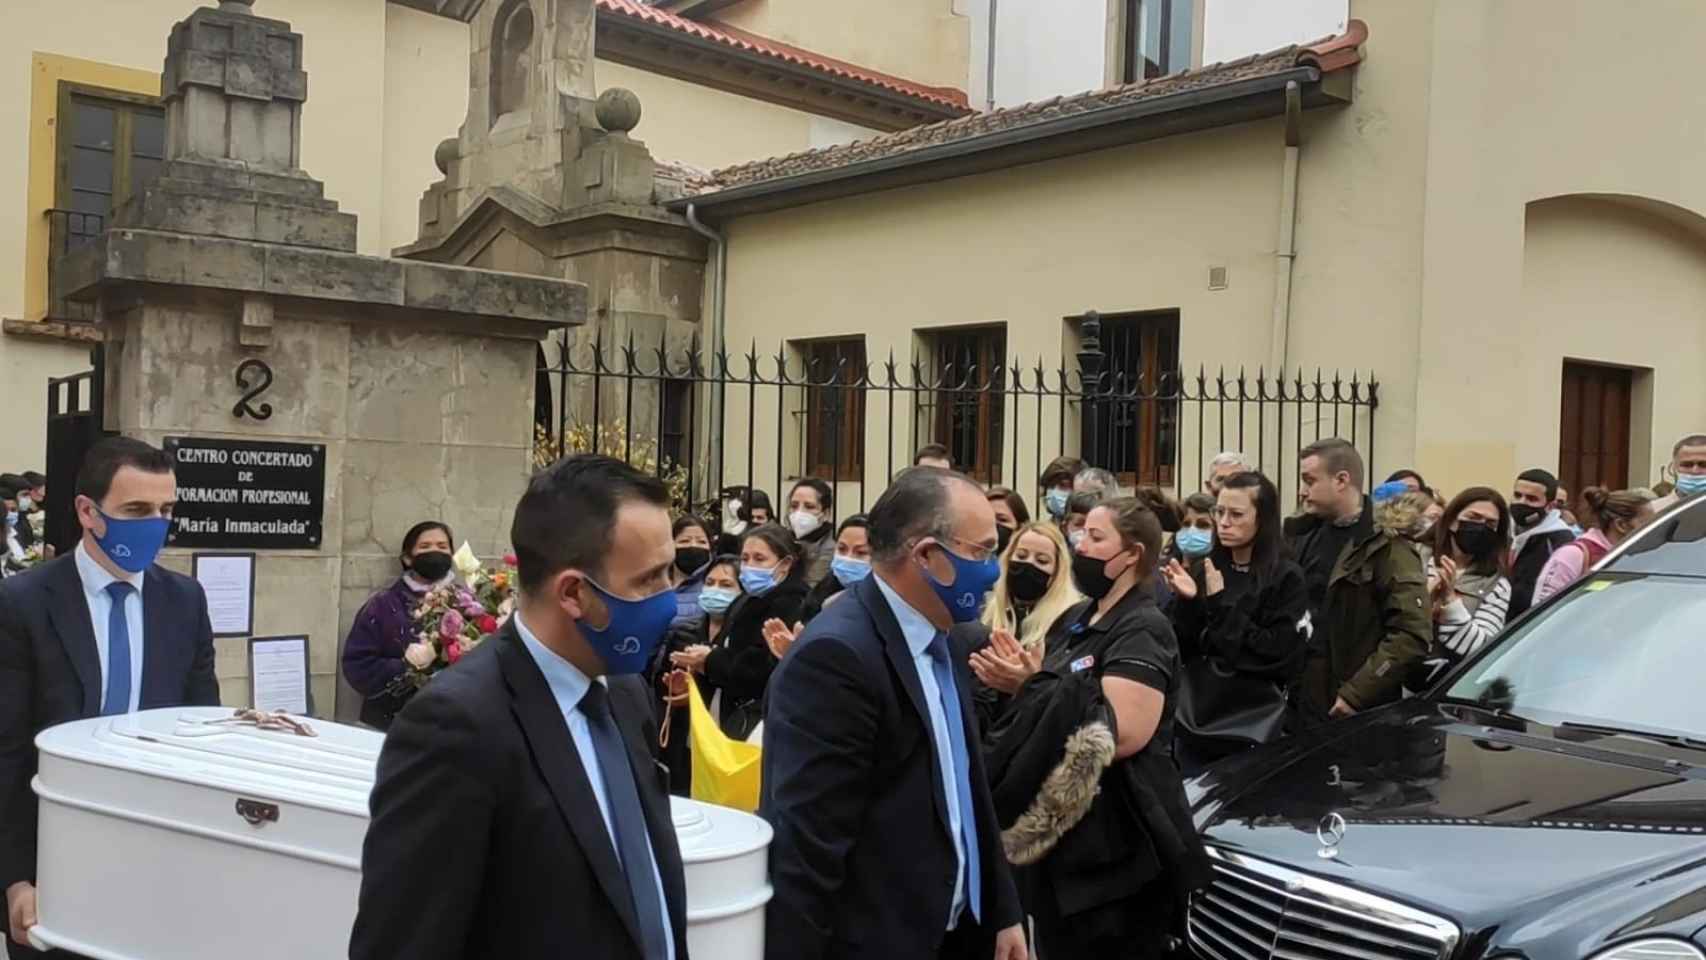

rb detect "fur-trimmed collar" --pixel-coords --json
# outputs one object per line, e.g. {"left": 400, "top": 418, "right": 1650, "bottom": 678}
{"left": 1001, "top": 722, "right": 1116, "bottom": 865}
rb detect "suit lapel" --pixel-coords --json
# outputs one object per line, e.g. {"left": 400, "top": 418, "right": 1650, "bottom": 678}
{"left": 856, "top": 577, "right": 952, "bottom": 838}
{"left": 139, "top": 569, "right": 171, "bottom": 707}
{"left": 495, "top": 632, "right": 645, "bottom": 953}
{"left": 45, "top": 555, "right": 101, "bottom": 715}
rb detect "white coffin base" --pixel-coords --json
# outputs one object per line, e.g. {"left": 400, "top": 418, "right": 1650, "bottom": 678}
{"left": 30, "top": 708, "right": 772, "bottom": 960}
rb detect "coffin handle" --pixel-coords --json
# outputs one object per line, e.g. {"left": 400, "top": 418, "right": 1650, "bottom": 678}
{"left": 236, "top": 798, "right": 281, "bottom": 826}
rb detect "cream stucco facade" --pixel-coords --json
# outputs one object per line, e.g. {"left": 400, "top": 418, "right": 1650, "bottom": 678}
{"left": 712, "top": 0, "right": 970, "bottom": 93}
{"left": 0, "top": 0, "right": 899, "bottom": 471}
{"left": 706, "top": 0, "right": 1706, "bottom": 506}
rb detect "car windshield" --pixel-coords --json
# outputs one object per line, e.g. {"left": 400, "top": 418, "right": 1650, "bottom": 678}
{"left": 1445, "top": 573, "right": 1706, "bottom": 741}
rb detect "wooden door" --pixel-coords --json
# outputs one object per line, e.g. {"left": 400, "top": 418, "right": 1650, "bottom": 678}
{"left": 1558, "top": 361, "right": 1632, "bottom": 498}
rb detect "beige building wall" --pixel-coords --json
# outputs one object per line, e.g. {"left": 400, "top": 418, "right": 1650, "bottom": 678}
{"left": 713, "top": 0, "right": 970, "bottom": 93}
{"left": 595, "top": 61, "right": 882, "bottom": 172}
{"left": 720, "top": 121, "right": 1292, "bottom": 509}
{"left": 715, "top": 0, "right": 1706, "bottom": 507}
{"left": 382, "top": 3, "right": 470, "bottom": 259}
{"left": 1410, "top": 0, "right": 1706, "bottom": 495}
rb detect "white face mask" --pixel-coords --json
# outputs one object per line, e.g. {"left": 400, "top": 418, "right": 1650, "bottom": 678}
{"left": 724, "top": 499, "right": 747, "bottom": 536}
{"left": 789, "top": 509, "right": 823, "bottom": 538}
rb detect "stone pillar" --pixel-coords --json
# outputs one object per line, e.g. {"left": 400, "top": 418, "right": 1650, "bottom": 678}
{"left": 55, "top": 0, "right": 587, "bottom": 718}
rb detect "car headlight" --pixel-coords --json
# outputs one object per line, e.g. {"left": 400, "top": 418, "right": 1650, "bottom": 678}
{"left": 1590, "top": 939, "right": 1706, "bottom": 960}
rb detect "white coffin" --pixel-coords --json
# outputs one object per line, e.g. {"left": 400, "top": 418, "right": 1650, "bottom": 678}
{"left": 30, "top": 708, "right": 379, "bottom": 960}
{"left": 29, "top": 707, "right": 771, "bottom": 960}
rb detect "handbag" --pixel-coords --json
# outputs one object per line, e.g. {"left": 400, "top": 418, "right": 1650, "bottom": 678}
{"left": 1175, "top": 657, "right": 1288, "bottom": 747}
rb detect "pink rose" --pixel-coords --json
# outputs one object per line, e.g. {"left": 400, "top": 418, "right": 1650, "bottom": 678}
{"left": 440, "top": 609, "right": 465, "bottom": 641}
{"left": 503, "top": 553, "right": 518, "bottom": 567}
{"left": 445, "top": 640, "right": 463, "bottom": 664}
{"left": 476, "top": 614, "right": 498, "bottom": 634}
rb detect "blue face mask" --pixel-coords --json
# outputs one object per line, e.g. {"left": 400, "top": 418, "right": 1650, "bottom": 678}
{"left": 3, "top": 512, "right": 16, "bottom": 529}
{"left": 925, "top": 542, "right": 1000, "bottom": 623}
{"left": 579, "top": 579, "right": 677, "bottom": 675}
{"left": 1175, "top": 528, "right": 1213, "bottom": 559}
{"left": 739, "top": 564, "right": 781, "bottom": 596}
{"left": 831, "top": 555, "right": 871, "bottom": 585}
{"left": 698, "top": 586, "right": 739, "bottom": 616}
{"left": 1677, "top": 473, "right": 1706, "bottom": 498}
{"left": 1045, "top": 489, "right": 1070, "bottom": 519}
{"left": 94, "top": 509, "right": 171, "bottom": 574}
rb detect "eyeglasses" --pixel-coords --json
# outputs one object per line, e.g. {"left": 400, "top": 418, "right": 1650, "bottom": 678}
{"left": 938, "top": 535, "right": 999, "bottom": 564}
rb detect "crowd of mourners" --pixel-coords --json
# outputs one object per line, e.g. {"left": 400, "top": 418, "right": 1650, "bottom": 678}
{"left": 331, "top": 432, "right": 1704, "bottom": 960}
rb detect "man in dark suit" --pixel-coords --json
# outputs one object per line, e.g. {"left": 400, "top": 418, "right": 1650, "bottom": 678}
{"left": 1, "top": 438, "right": 219, "bottom": 957}
{"left": 352, "top": 454, "right": 689, "bottom": 960}
{"left": 762, "top": 467, "right": 1028, "bottom": 960}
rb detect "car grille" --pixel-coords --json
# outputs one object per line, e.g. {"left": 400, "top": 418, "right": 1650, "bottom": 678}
{"left": 1189, "top": 847, "right": 1460, "bottom": 960}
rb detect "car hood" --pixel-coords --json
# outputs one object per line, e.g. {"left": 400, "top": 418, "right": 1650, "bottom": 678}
{"left": 1193, "top": 702, "right": 1706, "bottom": 945}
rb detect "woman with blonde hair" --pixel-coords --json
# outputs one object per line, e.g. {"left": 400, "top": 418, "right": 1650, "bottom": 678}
{"left": 969, "top": 521, "right": 1083, "bottom": 728}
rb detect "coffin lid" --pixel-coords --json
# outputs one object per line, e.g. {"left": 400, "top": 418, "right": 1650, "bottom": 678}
{"left": 669, "top": 795, "right": 772, "bottom": 864}
{"left": 35, "top": 708, "right": 382, "bottom": 816}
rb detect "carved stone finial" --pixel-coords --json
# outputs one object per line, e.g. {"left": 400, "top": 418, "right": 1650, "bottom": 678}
{"left": 596, "top": 88, "right": 642, "bottom": 134}
{"left": 434, "top": 137, "right": 459, "bottom": 176}
{"left": 218, "top": 0, "right": 256, "bottom": 11}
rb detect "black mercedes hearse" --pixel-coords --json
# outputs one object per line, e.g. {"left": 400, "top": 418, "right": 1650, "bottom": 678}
{"left": 1185, "top": 494, "right": 1706, "bottom": 960}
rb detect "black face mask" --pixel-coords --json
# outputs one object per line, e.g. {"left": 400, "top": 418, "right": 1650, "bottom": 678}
{"left": 1510, "top": 503, "right": 1544, "bottom": 529}
{"left": 410, "top": 550, "right": 453, "bottom": 581}
{"left": 996, "top": 524, "right": 1015, "bottom": 555}
{"left": 1071, "top": 550, "right": 1129, "bottom": 601}
{"left": 675, "top": 547, "right": 711, "bottom": 577}
{"left": 1451, "top": 524, "right": 1501, "bottom": 559}
{"left": 1006, "top": 561, "right": 1052, "bottom": 605}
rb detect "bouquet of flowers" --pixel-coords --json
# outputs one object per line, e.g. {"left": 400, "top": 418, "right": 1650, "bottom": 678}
{"left": 1, "top": 543, "right": 43, "bottom": 578}
{"left": 390, "top": 545, "right": 517, "bottom": 692}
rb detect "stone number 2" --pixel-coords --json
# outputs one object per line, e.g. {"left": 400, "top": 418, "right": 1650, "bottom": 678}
{"left": 233, "top": 358, "right": 275, "bottom": 421}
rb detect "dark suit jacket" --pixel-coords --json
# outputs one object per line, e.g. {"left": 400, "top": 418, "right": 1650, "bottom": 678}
{"left": 350, "top": 621, "right": 690, "bottom": 960}
{"left": 760, "top": 575, "right": 1023, "bottom": 960}
{"left": 0, "top": 552, "right": 219, "bottom": 894}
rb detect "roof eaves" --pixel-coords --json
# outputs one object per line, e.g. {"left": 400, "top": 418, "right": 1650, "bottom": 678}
{"left": 595, "top": 0, "right": 971, "bottom": 113}
{"left": 669, "top": 65, "right": 1325, "bottom": 216}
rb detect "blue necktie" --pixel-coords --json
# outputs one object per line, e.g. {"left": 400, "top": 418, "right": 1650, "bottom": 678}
{"left": 581, "top": 683, "right": 671, "bottom": 960}
{"left": 927, "top": 632, "right": 983, "bottom": 923}
{"left": 103, "top": 581, "right": 134, "bottom": 716}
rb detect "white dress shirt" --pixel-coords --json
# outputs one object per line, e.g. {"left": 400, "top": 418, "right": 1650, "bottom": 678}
{"left": 514, "top": 613, "right": 675, "bottom": 960}
{"left": 75, "top": 541, "right": 145, "bottom": 714}
{"left": 873, "top": 574, "right": 969, "bottom": 930}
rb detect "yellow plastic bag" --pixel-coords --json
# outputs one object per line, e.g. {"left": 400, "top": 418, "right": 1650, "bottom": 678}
{"left": 685, "top": 675, "right": 762, "bottom": 813}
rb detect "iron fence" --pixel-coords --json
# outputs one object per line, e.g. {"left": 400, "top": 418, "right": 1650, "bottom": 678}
{"left": 45, "top": 345, "right": 110, "bottom": 555}
{"left": 535, "top": 317, "right": 1379, "bottom": 524}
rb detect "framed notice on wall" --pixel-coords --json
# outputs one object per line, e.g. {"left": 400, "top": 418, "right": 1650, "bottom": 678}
{"left": 248, "top": 635, "right": 311, "bottom": 715}
{"left": 192, "top": 552, "right": 255, "bottom": 638}
{"left": 163, "top": 436, "right": 326, "bottom": 550}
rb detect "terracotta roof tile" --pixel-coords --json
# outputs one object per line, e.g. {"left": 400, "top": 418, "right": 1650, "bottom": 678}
{"left": 687, "top": 20, "right": 1367, "bottom": 197}
{"left": 596, "top": 0, "right": 970, "bottom": 112}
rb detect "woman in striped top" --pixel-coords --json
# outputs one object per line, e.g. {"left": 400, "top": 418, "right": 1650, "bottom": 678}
{"left": 1430, "top": 487, "right": 1514, "bottom": 663}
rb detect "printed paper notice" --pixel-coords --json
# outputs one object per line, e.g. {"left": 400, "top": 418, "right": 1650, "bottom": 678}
{"left": 251, "top": 637, "right": 309, "bottom": 715}
{"left": 194, "top": 554, "right": 254, "bottom": 637}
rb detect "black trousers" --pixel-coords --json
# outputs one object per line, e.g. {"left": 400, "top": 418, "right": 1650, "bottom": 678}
{"left": 940, "top": 916, "right": 1008, "bottom": 960}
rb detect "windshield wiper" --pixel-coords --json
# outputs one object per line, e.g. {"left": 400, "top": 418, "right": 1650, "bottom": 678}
{"left": 1434, "top": 695, "right": 1532, "bottom": 728}
{"left": 1557, "top": 720, "right": 1706, "bottom": 756}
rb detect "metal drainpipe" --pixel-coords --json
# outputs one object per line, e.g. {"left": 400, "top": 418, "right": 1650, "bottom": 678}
{"left": 685, "top": 202, "right": 728, "bottom": 496}
{"left": 1270, "top": 80, "right": 1302, "bottom": 377}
